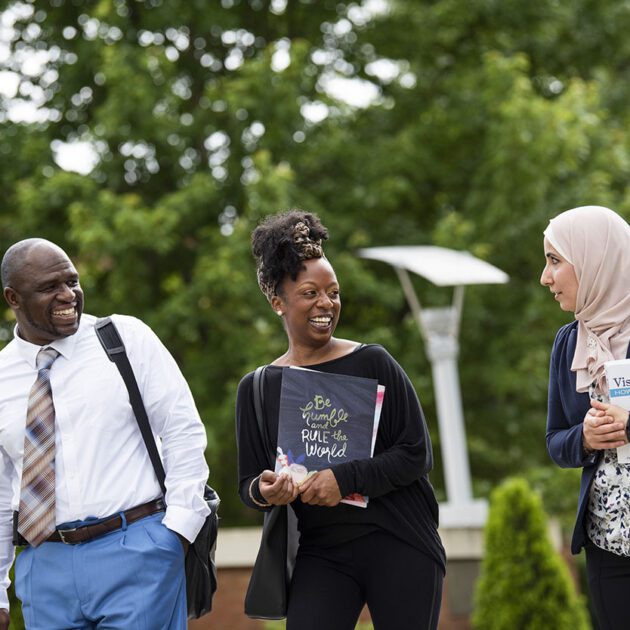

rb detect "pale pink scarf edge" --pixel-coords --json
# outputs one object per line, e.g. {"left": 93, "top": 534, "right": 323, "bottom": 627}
{"left": 545, "top": 206, "right": 630, "bottom": 394}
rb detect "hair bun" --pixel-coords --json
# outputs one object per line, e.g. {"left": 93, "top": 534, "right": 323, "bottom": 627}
{"left": 251, "top": 210, "right": 328, "bottom": 301}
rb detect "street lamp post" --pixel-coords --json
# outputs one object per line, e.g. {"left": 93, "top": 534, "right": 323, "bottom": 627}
{"left": 358, "top": 246, "right": 509, "bottom": 527}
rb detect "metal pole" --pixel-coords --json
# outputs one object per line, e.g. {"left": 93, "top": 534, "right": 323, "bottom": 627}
{"left": 422, "top": 322, "right": 473, "bottom": 505}
{"left": 452, "top": 285, "right": 465, "bottom": 337}
{"left": 394, "top": 267, "right": 428, "bottom": 341}
{"left": 394, "top": 272, "right": 475, "bottom": 506}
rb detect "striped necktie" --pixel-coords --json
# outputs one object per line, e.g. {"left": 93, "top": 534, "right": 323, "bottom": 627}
{"left": 18, "top": 347, "right": 60, "bottom": 547}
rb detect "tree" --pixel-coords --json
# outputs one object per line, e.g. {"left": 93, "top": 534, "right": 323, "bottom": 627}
{"left": 473, "top": 477, "right": 590, "bottom": 630}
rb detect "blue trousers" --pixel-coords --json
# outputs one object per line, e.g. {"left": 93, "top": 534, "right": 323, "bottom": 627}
{"left": 15, "top": 512, "right": 187, "bottom": 630}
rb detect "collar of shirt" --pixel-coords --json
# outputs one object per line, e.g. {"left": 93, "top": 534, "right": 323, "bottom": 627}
{"left": 11, "top": 319, "right": 83, "bottom": 367}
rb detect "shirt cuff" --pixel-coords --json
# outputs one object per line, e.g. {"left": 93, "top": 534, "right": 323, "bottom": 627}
{"left": 0, "top": 590, "right": 8, "bottom": 611}
{"left": 580, "top": 449, "right": 598, "bottom": 466}
{"left": 331, "top": 463, "right": 354, "bottom": 497}
{"left": 162, "top": 505, "right": 208, "bottom": 543}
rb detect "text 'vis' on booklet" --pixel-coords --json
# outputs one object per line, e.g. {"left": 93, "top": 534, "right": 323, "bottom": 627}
{"left": 605, "top": 358, "right": 630, "bottom": 464}
{"left": 275, "top": 366, "right": 385, "bottom": 508}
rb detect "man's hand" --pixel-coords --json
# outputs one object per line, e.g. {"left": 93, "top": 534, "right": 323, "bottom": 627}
{"left": 298, "top": 469, "right": 342, "bottom": 507}
{"left": 583, "top": 399, "right": 629, "bottom": 451}
{"left": 259, "top": 470, "right": 299, "bottom": 505}
{"left": 0, "top": 607, "right": 10, "bottom": 630}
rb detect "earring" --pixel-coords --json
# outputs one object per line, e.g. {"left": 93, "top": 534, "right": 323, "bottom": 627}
{"left": 276, "top": 310, "right": 283, "bottom": 316}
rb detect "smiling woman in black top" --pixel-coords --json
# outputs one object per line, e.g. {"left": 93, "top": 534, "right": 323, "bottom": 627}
{"left": 236, "top": 210, "right": 445, "bottom": 630}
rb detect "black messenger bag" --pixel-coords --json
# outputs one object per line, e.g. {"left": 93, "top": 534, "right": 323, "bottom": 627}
{"left": 95, "top": 316, "right": 219, "bottom": 619}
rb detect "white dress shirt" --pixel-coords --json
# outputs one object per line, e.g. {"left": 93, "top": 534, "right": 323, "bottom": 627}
{"left": 0, "top": 313, "right": 210, "bottom": 610}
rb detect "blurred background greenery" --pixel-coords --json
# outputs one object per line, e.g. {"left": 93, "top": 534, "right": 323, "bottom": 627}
{"left": 2, "top": 1, "right": 630, "bottom": 622}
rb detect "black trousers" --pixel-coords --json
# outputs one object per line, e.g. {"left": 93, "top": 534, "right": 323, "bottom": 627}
{"left": 585, "top": 541, "right": 630, "bottom": 630}
{"left": 286, "top": 530, "right": 443, "bottom": 630}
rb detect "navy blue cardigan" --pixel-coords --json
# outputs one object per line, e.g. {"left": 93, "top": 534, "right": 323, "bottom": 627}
{"left": 546, "top": 320, "right": 630, "bottom": 554}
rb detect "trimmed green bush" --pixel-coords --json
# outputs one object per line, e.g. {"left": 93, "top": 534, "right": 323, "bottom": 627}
{"left": 8, "top": 561, "right": 25, "bottom": 630}
{"left": 473, "top": 477, "right": 590, "bottom": 630}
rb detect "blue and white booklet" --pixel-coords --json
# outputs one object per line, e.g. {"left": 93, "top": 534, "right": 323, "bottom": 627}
{"left": 605, "top": 359, "right": 630, "bottom": 464}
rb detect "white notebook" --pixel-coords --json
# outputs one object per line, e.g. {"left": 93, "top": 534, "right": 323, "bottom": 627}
{"left": 605, "top": 359, "right": 630, "bottom": 463}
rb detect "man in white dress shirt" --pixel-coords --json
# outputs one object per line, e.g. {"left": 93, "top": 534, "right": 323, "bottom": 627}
{"left": 0, "top": 238, "right": 210, "bottom": 629}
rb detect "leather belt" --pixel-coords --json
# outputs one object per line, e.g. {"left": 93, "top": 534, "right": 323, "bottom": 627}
{"left": 47, "top": 498, "right": 165, "bottom": 545}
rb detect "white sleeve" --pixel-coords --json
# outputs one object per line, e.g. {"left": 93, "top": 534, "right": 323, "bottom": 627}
{"left": 117, "top": 316, "right": 210, "bottom": 543}
{"left": 0, "top": 447, "right": 16, "bottom": 611}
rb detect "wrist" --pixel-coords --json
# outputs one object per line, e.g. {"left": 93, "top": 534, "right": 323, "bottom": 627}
{"left": 582, "top": 434, "right": 595, "bottom": 455}
{"left": 249, "top": 474, "right": 272, "bottom": 508}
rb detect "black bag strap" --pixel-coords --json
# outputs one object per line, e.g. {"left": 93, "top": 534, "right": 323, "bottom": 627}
{"left": 95, "top": 317, "right": 167, "bottom": 496}
{"left": 252, "top": 365, "right": 274, "bottom": 466}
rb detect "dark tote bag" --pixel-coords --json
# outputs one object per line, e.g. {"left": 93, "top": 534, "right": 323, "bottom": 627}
{"left": 244, "top": 366, "right": 299, "bottom": 620}
{"left": 184, "top": 483, "right": 220, "bottom": 618}
{"left": 95, "top": 317, "right": 219, "bottom": 619}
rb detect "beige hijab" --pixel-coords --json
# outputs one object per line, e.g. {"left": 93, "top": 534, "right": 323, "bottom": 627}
{"left": 544, "top": 205, "right": 630, "bottom": 394}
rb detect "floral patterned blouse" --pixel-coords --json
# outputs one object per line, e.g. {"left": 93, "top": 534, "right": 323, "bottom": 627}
{"left": 586, "top": 383, "right": 630, "bottom": 556}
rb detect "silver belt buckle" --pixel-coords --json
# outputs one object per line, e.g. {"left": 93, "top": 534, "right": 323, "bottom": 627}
{"left": 57, "top": 527, "right": 78, "bottom": 544}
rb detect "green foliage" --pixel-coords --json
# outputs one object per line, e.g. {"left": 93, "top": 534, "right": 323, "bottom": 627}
{"left": 473, "top": 478, "right": 590, "bottom": 630}
{"left": 8, "top": 556, "right": 25, "bottom": 630}
{"left": 525, "top": 466, "right": 583, "bottom": 536}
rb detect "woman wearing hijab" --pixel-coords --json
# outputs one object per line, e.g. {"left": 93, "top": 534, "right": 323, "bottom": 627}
{"left": 236, "top": 210, "right": 445, "bottom": 630}
{"left": 541, "top": 205, "right": 630, "bottom": 629}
